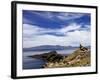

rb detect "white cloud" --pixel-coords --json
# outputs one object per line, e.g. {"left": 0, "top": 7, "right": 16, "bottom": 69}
{"left": 23, "top": 24, "right": 41, "bottom": 36}
{"left": 23, "top": 24, "right": 55, "bottom": 36}
{"left": 66, "top": 30, "right": 91, "bottom": 46}
{"left": 31, "top": 11, "right": 85, "bottom": 21}
{"left": 57, "top": 13, "right": 84, "bottom": 20}
{"left": 23, "top": 23, "right": 81, "bottom": 36}
{"left": 23, "top": 23, "right": 90, "bottom": 48}
{"left": 59, "top": 23, "right": 81, "bottom": 33}
{"left": 31, "top": 11, "right": 54, "bottom": 20}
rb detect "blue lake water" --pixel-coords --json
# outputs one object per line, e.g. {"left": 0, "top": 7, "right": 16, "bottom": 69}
{"left": 23, "top": 49, "right": 76, "bottom": 69}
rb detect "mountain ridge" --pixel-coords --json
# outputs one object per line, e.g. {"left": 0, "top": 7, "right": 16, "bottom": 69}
{"left": 23, "top": 45, "right": 79, "bottom": 51}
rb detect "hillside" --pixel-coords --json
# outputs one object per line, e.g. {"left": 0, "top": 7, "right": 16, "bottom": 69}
{"left": 43, "top": 45, "right": 91, "bottom": 68}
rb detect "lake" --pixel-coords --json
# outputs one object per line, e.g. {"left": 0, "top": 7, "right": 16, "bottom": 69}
{"left": 23, "top": 49, "right": 77, "bottom": 69}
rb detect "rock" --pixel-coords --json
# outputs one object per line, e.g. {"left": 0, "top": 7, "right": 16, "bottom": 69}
{"left": 44, "top": 44, "right": 90, "bottom": 68}
{"left": 29, "top": 44, "right": 90, "bottom": 68}
{"left": 41, "top": 51, "right": 63, "bottom": 62}
{"left": 80, "top": 44, "right": 88, "bottom": 51}
{"left": 29, "top": 50, "right": 63, "bottom": 62}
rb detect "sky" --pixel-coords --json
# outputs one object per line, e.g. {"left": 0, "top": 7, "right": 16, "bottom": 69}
{"left": 23, "top": 10, "right": 91, "bottom": 48}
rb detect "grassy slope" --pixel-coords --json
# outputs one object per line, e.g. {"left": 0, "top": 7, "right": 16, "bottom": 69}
{"left": 44, "top": 48, "right": 91, "bottom": 68}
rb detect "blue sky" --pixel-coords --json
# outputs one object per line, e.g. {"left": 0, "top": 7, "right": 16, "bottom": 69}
{"left": 23, "top": 10, "right": 91, "bottom": 48}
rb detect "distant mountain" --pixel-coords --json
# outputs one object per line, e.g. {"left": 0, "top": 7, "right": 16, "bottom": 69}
{"left": 23, "top": 45, "right": 78, "bottom": 51}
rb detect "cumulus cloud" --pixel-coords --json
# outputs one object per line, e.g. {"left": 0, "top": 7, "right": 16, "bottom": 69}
{"left": 23, "top": 23, "right": 91, "bottom": 48}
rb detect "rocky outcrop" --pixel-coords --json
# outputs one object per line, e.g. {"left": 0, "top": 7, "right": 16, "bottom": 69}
{"left": 80, "top": 44, "right": 88, "bottom": 51}
{"left": 29, "top": 44, "right": 90, "bottom": 68}
{"left": 29, "top": 51, "right": 63, "bottom": 62}
{"left": 43, "top": 45, "right": 90, "bottom": 68}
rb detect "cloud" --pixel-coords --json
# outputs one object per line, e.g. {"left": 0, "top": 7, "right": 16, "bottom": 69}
{"left": 66, "top": 30, "right": 91, "bottom": 46}
{"left": 31, "top": 11, "right": 54, "bottom": 19}
{"left": 23, "top": 11, "right": 90, "bottom": 31}
{"left": 30, "top": 11, "right": 85, "bottom": 21}
{"left": 23, "top": 23, "right": 82, "bottom": 36}
{"left": 23, "top": 18, "right": 31, "bottom": 24}
{"left": 23, "top": 31, "right": 90, "bottom": 48}
{"left": 59, "top": 23, "right": 81, "bottom": 33}
{"left": 23, "top": 23, "right": 90, "bottom": 48}
{"left": 57, "top": 13, "right": 84, "bottom": 20}
{"left": 23, "top": 11, "right": 90, "bottom": 48}
{"left": 23, "top": 24, "right": 42, "bottom": 36}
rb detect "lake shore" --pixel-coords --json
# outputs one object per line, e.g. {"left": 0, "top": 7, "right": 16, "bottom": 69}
{"left": 23, "top": 49, "right": 75, "bottom": 69}
{"left": 29, "top": 45, "right": 91, "bottom": 68}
